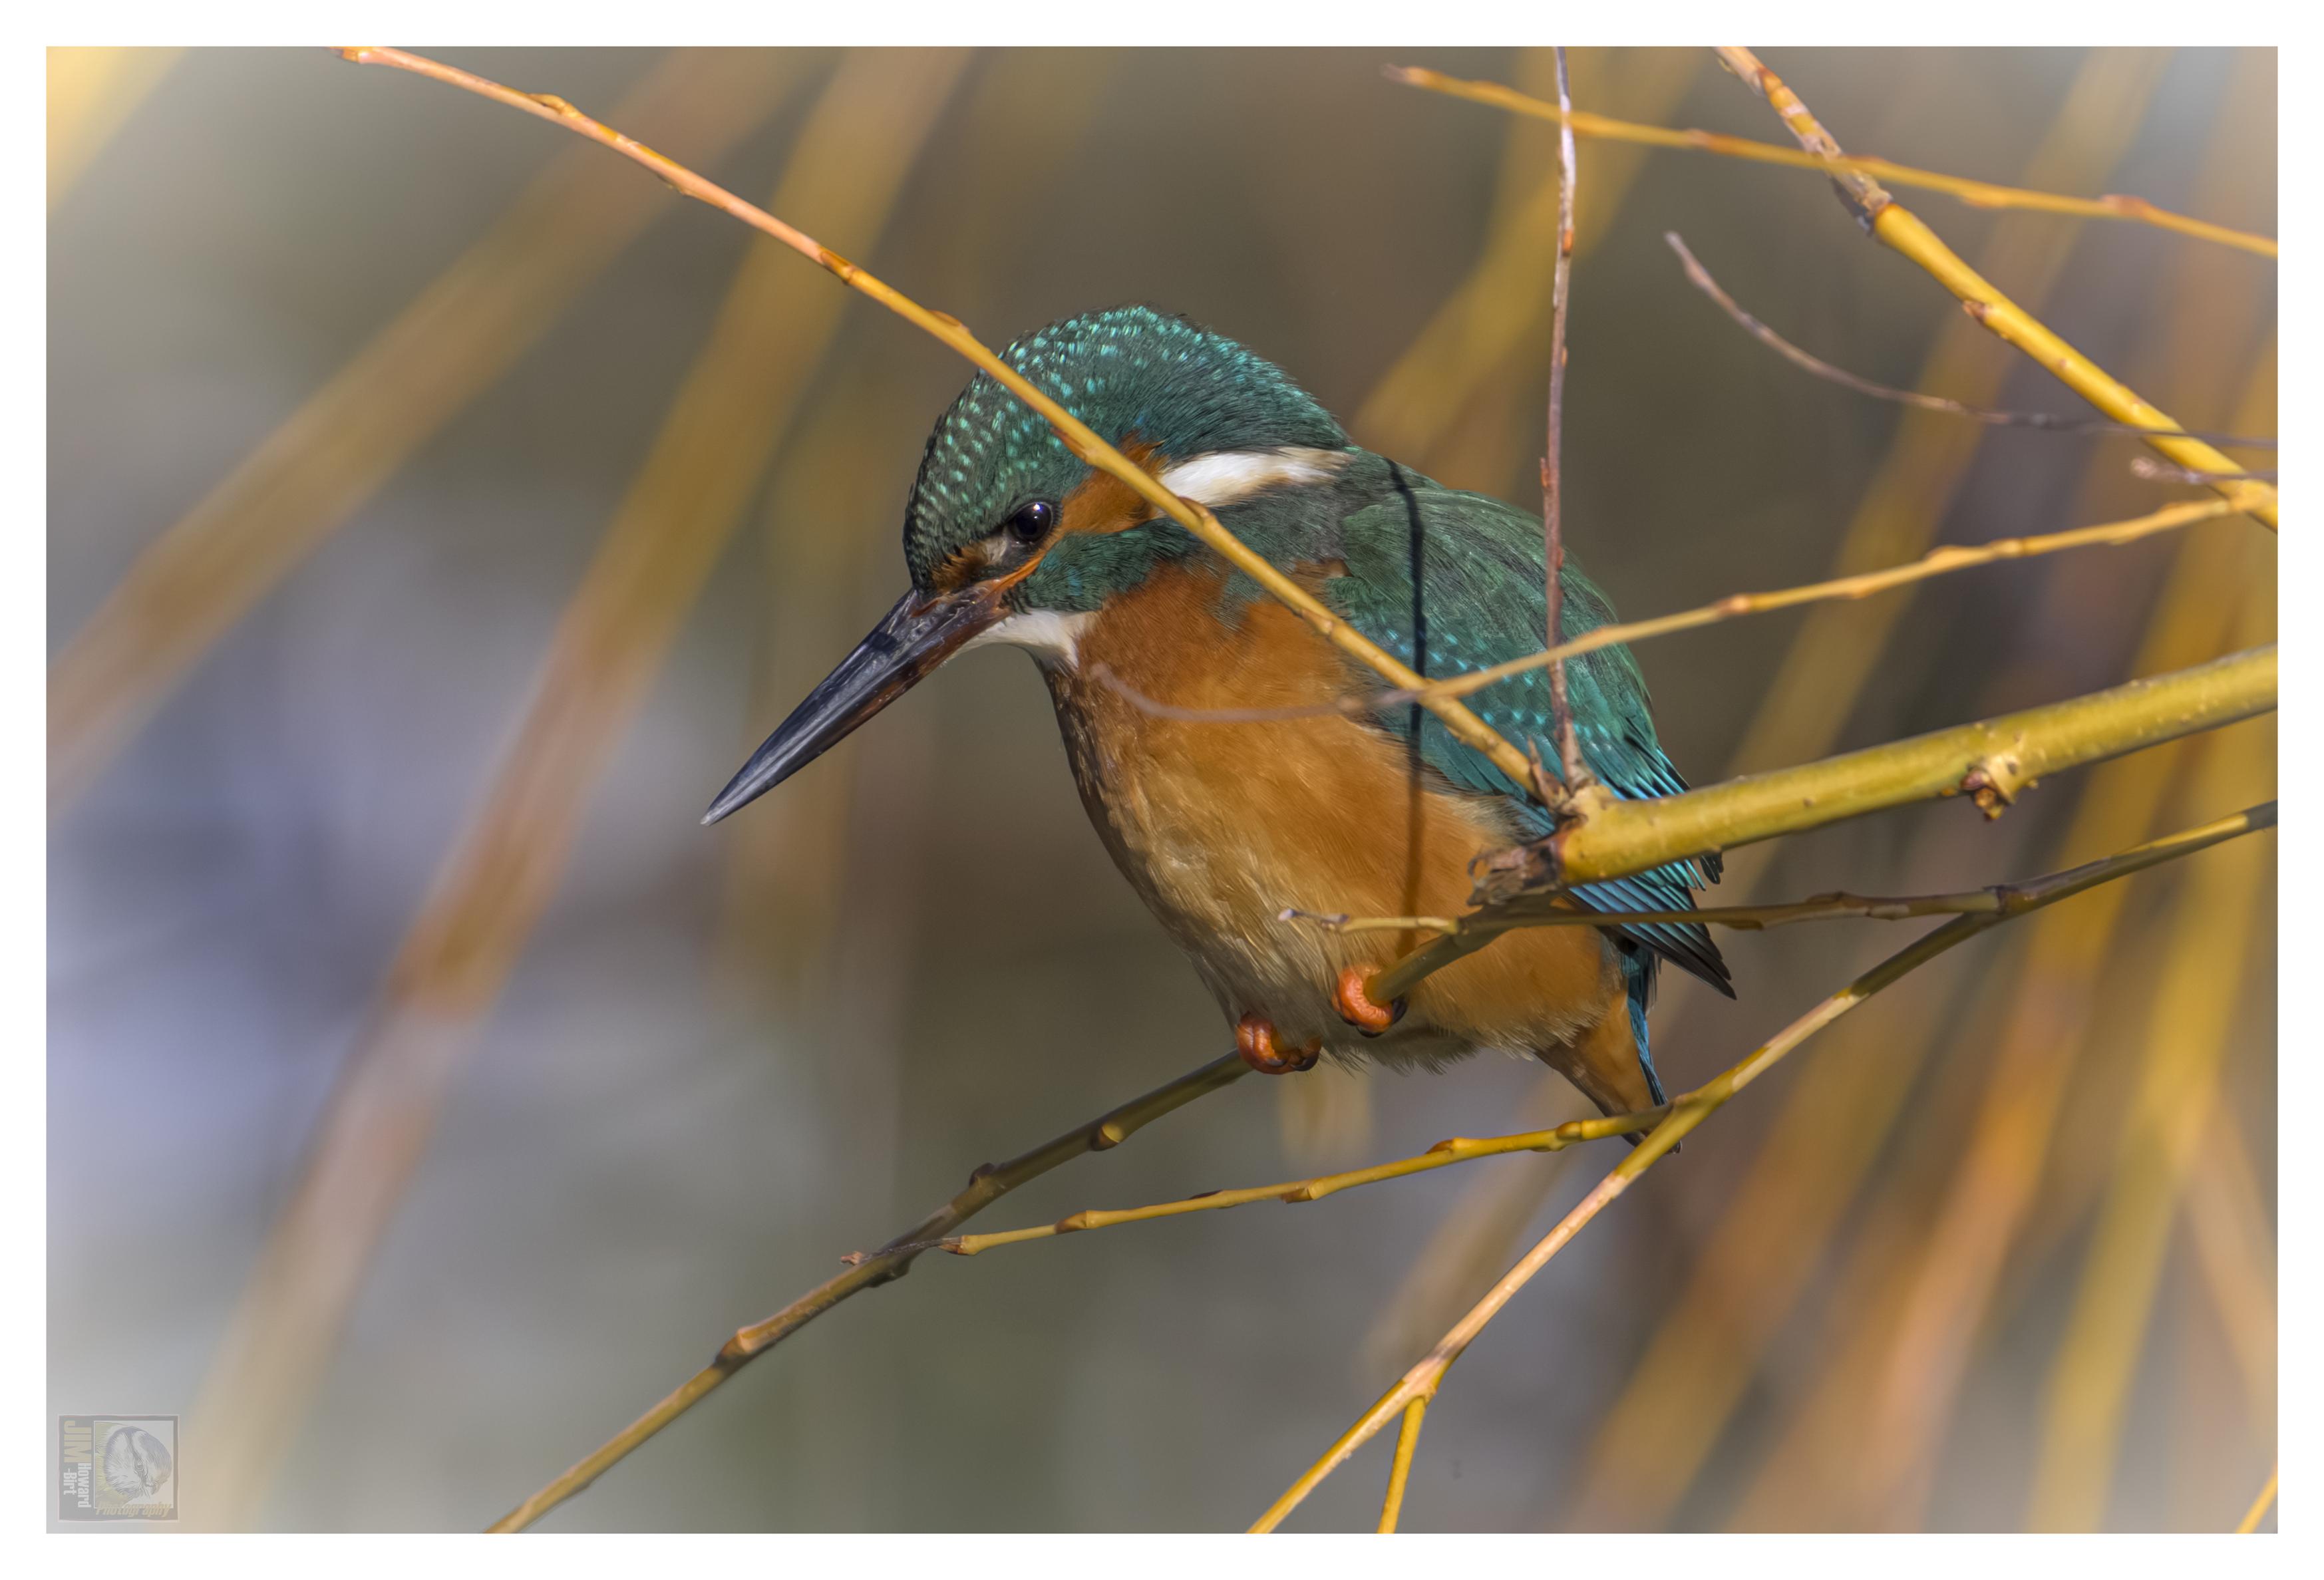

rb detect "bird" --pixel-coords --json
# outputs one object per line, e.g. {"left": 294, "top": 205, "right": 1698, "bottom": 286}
{"left": 705, "top": 306, "right": 1730, "bottom": 1121}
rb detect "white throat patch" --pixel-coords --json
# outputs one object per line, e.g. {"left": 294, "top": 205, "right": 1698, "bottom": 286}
{"left": 1156, "top": 446, "right": 1349, "bottom": 508}
{"left": 961, "top": 609, "right": 1096, "bottom": 669}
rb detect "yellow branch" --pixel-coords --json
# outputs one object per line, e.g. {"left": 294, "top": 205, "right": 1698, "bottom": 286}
{"left": 943, "top": 1107, "right": 1659, "bottom": 1256}
{"left": 1387, "top": 64, "right": 2279, "bottom": 259}
{"left": 1251, "top": 804, "right": 2275, "bottom": 1531}
{"left": 1711, "top": 48, "right": 2278, "bottom": 532}
{"left": 1379, "top": 1397, "right": 1431, "bottom": 1533}
{"left": 939, "top": 798, "right": 2267, "bottom": 1264}
{"left": 1409, "top": 496, "right": 2247, "bottom": 709}
{"left": 1371, "top": 649, "right": 2275, "bottom": 1002}
{"left": 1546, "top": 646, "right": 2272, "bottom": 886}
{"left": 337, "top": 46, "right": 1538, "bottom": 792}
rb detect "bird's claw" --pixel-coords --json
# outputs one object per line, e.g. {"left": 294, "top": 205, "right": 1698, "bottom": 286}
{"left": 1237, "top": 1012, "right": 1319, "bottom": 1074}
{"left": 1332, "top": 967, "right": 1406, "bottom": 1036}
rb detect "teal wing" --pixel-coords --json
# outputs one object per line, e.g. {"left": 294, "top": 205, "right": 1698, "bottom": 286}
{"left": 1323, "top": 463, "right": 1732, "bottom": 1001}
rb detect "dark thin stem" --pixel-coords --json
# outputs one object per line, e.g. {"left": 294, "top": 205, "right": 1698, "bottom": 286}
{"left": 1667, "top": 232, "right": 2276, "bottom": 449}
{"left": 1542, "top": 46, "right": 1592, "bottom": 800}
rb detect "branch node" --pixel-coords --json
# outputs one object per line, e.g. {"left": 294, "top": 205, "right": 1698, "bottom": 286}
{"left": 1960, "top": 752, "right": 2031, "bottom": 820}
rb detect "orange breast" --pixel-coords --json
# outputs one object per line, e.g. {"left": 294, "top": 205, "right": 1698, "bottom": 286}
{"left": 1047, "top": 559, "right": 1647, "bottom": 1108}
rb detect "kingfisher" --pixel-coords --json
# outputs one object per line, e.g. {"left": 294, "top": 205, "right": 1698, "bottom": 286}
{"left": 705, "top": 307, "right": 1730, "bottom": 1120}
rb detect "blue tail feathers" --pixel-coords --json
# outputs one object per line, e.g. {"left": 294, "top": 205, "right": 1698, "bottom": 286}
{"left": 1623, "top": 947, "right": 1669, "bottom": 1107}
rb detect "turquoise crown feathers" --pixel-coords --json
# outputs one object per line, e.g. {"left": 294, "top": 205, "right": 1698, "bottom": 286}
{"left": 901, "top": 305, "right": 1348, "bottom": 583}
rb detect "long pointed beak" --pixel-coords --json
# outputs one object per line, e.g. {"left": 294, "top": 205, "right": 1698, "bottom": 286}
{"left": 703, "top": 585, "right": 997, "bottom": 825}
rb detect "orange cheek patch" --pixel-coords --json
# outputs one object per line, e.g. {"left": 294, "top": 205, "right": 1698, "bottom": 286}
{"left": 929, "top": 438, "right": 1168, "bottom": 596}
{"left": 1058, "top": 438, "right": 1170, "bottom": 540}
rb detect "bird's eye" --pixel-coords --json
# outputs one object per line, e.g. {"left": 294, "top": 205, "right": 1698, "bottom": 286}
{"left": 1006, "top": 500, "right": 1056, "bottom": 544}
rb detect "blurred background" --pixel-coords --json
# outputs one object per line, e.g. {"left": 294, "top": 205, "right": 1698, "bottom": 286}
{"left": 47, "top": 47, "right": 2275, "bottom": 1533}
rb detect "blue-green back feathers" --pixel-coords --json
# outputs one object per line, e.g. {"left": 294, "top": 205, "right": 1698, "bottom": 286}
{"left": 1316, "top": 459, "right": 1733, "bottom": 1001}
{"left": 896, "top": 307, "right": 1727, "bottom": 1012}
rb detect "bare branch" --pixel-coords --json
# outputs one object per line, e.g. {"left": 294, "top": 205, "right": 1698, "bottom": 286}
{"left": 1384, "top": 63, "right": 2278, "bottom": 258}
{"left": 937, "top": 1106, "right": 1659, "bottom": 1258}
{"left": 1368, "top": 652, "right": 2273, "bottom": 1003}
{"left": 1667, "top": 232, "right": 2276, "bottom": 449}
{"left": 1709, "top": 47, "right": 2278, "bottom": 530}
{"left": 1251, "top": 804, "right": 2277, "bottom": 1530}
{"left": 1108, "top": 496, "right": 2245, "bottom": 728}
{"left": 492, "top": 1053, "right": 1248, "bottom": 1531}
{"left": 1296, "top": 835, "right": 2268, "bottom": 939}
{"left": 1379, "top": 1398, "right": 1431, "bottom": 1533}
{"left": 1542, "top": 46, "right": 1593, "bottom": 803}
{"left": 336, "top": 47, "right": 1542, "bottom": 798}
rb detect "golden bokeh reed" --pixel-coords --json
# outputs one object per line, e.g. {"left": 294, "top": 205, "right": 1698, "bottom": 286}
{"left": 47, "top": 51, "right": 806, "bottom": 812}
{"left": 182, "top": 51, "right": 972, "bottom": 1527}
{"left": 1567, "top": 49, "right": 2180, "bottom": 1527}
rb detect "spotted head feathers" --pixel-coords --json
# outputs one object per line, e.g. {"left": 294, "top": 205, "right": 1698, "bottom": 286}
{"left": 900, "top": 305, "right": 1347, "bottom": 588}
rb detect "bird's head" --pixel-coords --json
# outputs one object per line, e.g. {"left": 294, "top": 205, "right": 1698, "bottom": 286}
{"left": 704, "top": 305, "right": 1348, "bottom": 823}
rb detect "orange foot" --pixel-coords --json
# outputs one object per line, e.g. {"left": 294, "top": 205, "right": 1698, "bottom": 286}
{"left": 1237, "top": 1012, "right": 1319, "bottom": 1074}
{"left": 1332, "top": 967, "right": 1407, "bottom": 1037}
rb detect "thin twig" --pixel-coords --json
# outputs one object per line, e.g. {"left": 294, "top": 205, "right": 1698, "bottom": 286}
{"left": 937, "top": 801, "right": 2270, "bottom": 1267}
{"left": 1107, "top": 496, "right": 2243, "bottom": 727}
{"left": 1409, "top": 496, "right": 2249, "bottom": 710}
{"left": 1249, "top": 804, "right": 2276, "bottom": 1530}
{"left": 337, "top": 46, "right": 1540, "bottom": 798}
{"left": 1385, "top": 64, "right": 2279, "bottom": 259}
{"left": 491, "top": 1054, "right": 1248, "bottom": 1531}
{"left": 1355, "top": 52, "right": 1702, "bottom": 464}
{"left": 1293, "top": 836, "right": 2266, "bottom": 939}
{"left": 1379, "top": 1397, "right": 1431, "bottom": 1532}
{"left": 1666, "top": 232, "right": 2276, "bottom": 448}
{"left": 1542, "top": 46, "right": 1592, "bottom": 802}
{"left": 1709, "top": 47, "right": 2277, "bottom": 531}
{"left": 937, "top": 1106, "right": 1661, "bottom": 1257}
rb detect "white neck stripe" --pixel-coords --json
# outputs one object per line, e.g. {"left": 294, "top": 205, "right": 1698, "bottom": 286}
{"left": 1155, "top": 446, "right": 1349, "bottom": 509}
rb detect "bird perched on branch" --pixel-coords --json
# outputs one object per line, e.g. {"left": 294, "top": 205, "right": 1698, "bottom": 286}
{"left": 706, "top": 307, "right": 1729, "bottom": 1119}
